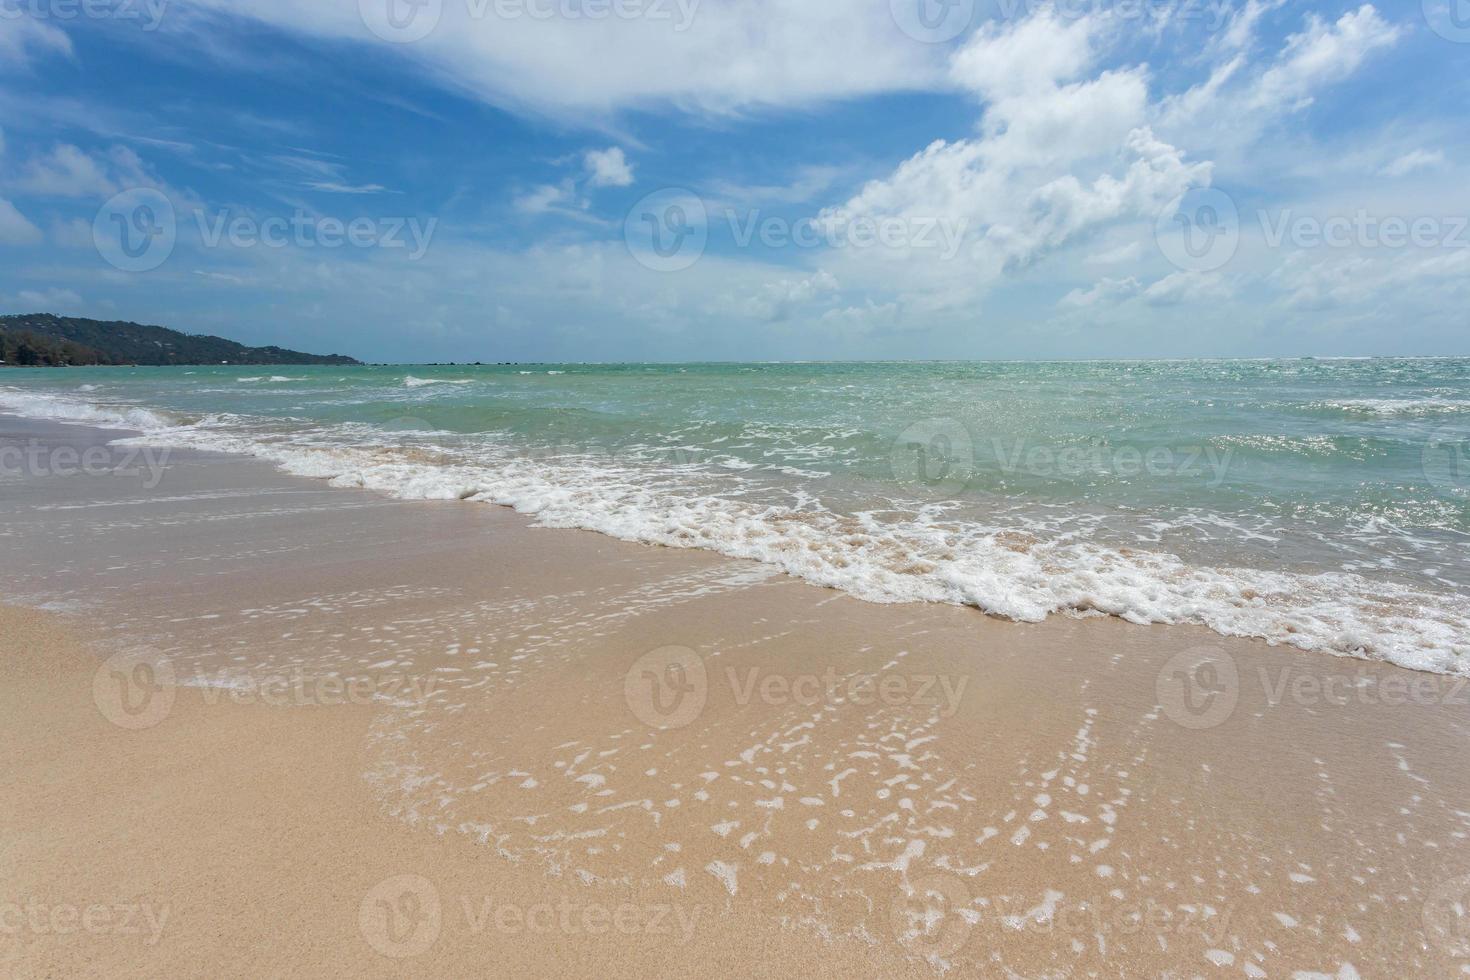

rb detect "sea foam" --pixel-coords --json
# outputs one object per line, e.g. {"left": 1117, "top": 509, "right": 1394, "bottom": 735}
{"left": 3, "top": 386, "right": 1466, "bottom": 676}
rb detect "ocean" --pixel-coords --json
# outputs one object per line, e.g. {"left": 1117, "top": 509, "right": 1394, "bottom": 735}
{"left": 3, "top": 359, "right": 1467, "bottom": 674}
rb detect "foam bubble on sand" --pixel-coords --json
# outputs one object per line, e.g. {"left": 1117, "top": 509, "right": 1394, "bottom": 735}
{"left": 705, "top": 861, "right": 739, "bottom": 895}
{"left": 1002, "top": 890, "right": 1064, "bottom": 931}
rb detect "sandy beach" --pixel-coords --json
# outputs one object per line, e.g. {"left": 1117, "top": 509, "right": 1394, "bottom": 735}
{"left": 3, "top": 413, "right": 1469, "bottom": 978}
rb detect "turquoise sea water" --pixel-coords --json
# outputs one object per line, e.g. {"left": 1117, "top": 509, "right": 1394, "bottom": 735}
{"left": 3, "top": 359, "right": 1468, "bottom": 672}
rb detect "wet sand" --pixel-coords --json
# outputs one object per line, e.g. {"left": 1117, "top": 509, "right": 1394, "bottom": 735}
{"left": 3, "top": 414, "right": 1469, "bottom": 977}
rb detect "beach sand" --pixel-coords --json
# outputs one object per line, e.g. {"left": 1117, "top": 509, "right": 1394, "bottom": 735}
{"left": 3, "top": 414, "right": 1469, "bottom": 977}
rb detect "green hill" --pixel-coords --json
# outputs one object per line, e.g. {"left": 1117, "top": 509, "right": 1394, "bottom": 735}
{"left": 0, "top": 314, "right": 361, "bottom": 367}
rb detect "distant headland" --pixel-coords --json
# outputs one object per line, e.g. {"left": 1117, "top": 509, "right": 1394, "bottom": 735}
{"left": 0, "top": 314, "right": 361, "bottom": 367}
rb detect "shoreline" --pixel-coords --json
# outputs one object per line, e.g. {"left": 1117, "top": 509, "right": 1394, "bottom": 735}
{"left": 3, "top": 414, "right": 1470, "bottom": 975}
{"left": 1, "top": 381, "right": 1463, "bottom": 676}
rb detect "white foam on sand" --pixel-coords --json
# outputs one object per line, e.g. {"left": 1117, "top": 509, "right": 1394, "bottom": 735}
{"left": 4, "top": 385, "right": 1467, "bottom": 676}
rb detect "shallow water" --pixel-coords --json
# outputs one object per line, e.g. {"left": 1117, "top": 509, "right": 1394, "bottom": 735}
{"left": 3, "top": 358, "right": 1468, "bottom": 672}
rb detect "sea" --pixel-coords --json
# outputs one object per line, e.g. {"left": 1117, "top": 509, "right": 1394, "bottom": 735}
{"left": 2, "top": 358, "right": 1467, "bottom": 674}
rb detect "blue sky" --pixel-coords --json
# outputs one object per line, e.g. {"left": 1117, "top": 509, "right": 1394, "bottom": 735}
{"left": 0, "top": 0, "right": 1466, "bottom": 361}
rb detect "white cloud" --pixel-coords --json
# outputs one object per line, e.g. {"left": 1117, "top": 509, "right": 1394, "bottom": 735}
{"left": 513, "top": 180, "right": 597, "bottom": 221}
{"left": 1142, "top": 270, "right": 1230, "bottom": 305}
{"left": 585, "top": 147, "right": 634, "bottom": 188}
{"left": 812, "top": 13, "right": 1209, "bottom": 312}
{"left": 742, "top": 270, "right": 839, "bottom": 322}
{"left": 1085, "top": 240, "right": 1143, "bottom": 265}
{"left": 1219, "top": 0, "right": 1284, "bottom": 53}
{"left": 1059, "top": 271, "right": 1229, "bottom": 311}
{"left": 948, "top": 12, "right": 1096, "bottom": 99}
{"left": 306, "top": 181, "right": 389, "bottom": 194}
{"left": 706, "top": 166, "right": 843, "bottom": 208}
{"left": 8, "top": 144, "right": 157, "bottom": 199}
{"left": 0, "top": 16, "right": 72, "bottom": 71}
{"left": 1274, "top": 247, "right": 1470, "bottom": 311}
{"left": 182, "top": 0, "right": 948, "bottom": 118}
{"left": 0, "top": 196, "right": 43, "bottom": 245}
{"left": 15, "top": 287, "right": 83, "bottom": 310}
{"left": 820, "top": 299, "right": 900, "bottom": 332}
{"left": 1061, "top": 276, "right": 1141, "bottom": 308}
{"left": 1380, "top": 149, "right": 1445, "bottom": 178}
{"left": 49, "top": 216, "right": 93, "bottom": 248}
{"left": 1246, "top": 5, "right": 1400, "bottom": 114}
{"left": 1160, "top": 4, "right": 1399, "bottom": 154}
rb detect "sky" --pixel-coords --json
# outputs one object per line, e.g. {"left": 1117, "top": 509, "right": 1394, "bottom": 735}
{"left": 0, "top": 0, "right": 1466, "bottom": 362}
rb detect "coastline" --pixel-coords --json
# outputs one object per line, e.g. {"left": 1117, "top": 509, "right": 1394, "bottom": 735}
{"left": 3, "top": 413, "right": 1469, "bottom": 976}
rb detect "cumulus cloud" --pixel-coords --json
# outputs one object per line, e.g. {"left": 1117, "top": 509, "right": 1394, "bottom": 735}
{"left": 810, "top": 13, "right": 1209, "bottom": 313}
{"left": 1246, "top": 5, "right": 1400, "bottom": 114}
{"left": 585, "top": 147, "right": 634, "bottom": 188}
{"left": 742, "top": 270, "right": 839, "bottom": 322}
{"left": 0, "top": 196, "right": 43, "bottom": 245}
{"left": 8, "top": 144, "right": 158, "bottom": 199}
